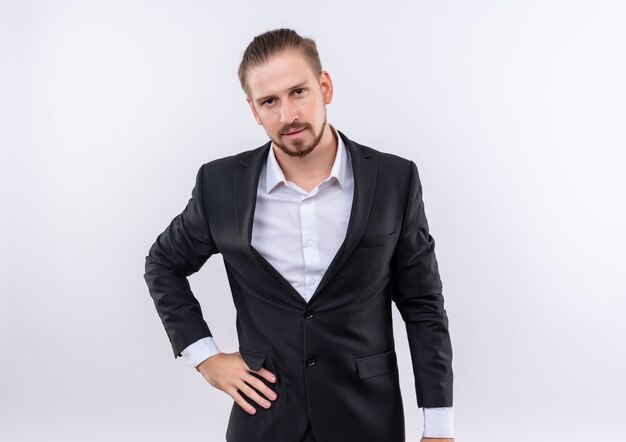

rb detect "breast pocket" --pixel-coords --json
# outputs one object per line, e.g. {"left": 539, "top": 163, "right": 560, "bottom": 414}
{"left": 355, "top": 231, "right": 397, "bottom": 248}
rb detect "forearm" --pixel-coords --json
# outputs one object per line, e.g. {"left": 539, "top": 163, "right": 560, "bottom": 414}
{"left": 392, "top": 160, "right": 454, "bottom": 407}
{"left": 143, "top": 163, "right": 218, "bottom": 357}
{"left": 144, "top": 248, "right": 214, "bottom": 356}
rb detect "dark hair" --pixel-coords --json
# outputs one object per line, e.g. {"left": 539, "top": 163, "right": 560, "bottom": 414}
{"left": 238, "top": 28, "right": 323, "bottom": 98}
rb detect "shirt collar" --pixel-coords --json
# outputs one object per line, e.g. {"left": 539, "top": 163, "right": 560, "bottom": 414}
{"left": 264, "top": 124, "right": 350, "bottom": 193}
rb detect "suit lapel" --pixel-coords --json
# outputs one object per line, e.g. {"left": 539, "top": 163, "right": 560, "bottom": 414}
{"left": 234, "top": 141, "right": 306, "bottom": 304}
{"left": 311, "top": 130, "right": 377, "bottom": 302}
{"left": 233, "top": 129, "right": 378, "bottom": 306}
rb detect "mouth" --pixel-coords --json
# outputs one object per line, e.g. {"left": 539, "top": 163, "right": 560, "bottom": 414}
{"left": 283, "top": 128, "right": 306, "bottom": 137}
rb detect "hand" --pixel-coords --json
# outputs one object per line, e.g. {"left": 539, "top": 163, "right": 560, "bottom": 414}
{"left": 421, "top": 438, "right": 454, "bottom": 441}
{"left": 196, "top": 351, "right": 278, "bottom": 415}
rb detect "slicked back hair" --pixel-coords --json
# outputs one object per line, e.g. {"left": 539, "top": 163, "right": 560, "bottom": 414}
{"left": 238, "top": 28, "right": 323, "bottom": 98}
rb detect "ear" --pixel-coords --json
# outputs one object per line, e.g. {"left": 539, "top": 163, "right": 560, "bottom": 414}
{"left": 246, "top": 97, "right": 263, "bottom": 125}
{"left": 319, "top": 71, "right": 334, "bottom": 105}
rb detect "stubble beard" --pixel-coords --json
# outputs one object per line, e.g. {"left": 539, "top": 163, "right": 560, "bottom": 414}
{"left": 271, "top": 115, "right": 327, "bottom": 158}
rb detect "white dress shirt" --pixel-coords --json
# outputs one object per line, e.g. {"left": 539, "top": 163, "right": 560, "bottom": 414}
{"left": 181, "top": 125, "right": 454, "bottom": 438}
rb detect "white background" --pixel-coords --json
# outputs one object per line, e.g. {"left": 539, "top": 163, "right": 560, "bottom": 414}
{"left": 1, "top": 1, "right": 625, "bottom": 440}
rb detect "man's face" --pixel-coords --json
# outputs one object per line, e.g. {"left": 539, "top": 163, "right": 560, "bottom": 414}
{"left": 245, "top": 50, "right": 333, "bottom": 157}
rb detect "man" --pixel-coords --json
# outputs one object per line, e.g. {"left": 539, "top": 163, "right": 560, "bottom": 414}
{"left": 144, "top": 28, "right": 454, "bottom": 442}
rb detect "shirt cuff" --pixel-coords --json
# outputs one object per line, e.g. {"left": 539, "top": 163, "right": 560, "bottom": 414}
{"left": 180, "top": 336, "right": 221, "bottom": 368}
{"left": 422, "top": 406, "right": 454, "bottom": 438}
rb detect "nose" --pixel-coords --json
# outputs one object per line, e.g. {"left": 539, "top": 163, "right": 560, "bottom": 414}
{"left": 279, "top": 100, "right": 298, "bottom": 124}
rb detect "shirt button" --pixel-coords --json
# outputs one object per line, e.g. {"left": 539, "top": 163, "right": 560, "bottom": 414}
{"left": 305, "top": 356, "right": 316, "bottom": 367}
{"left": 306, "top": 278, "right": 315, "bottom": 286}
{"left": 303, "top": 309, "right": 314, "bottom": 319}
{"left": 305, "top": 239, "right": 313, "bottom": 247}
{"left": 303, "top": 199, "right": 310, "bottom": 204}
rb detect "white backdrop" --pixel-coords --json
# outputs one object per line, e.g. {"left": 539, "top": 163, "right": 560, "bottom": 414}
{"left": 1, "top": 1, "right": 625, "bottom": 440}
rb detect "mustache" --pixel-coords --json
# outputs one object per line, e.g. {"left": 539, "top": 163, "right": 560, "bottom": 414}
{"left": 281, "top": 123, "right": 309, "bottom": 135}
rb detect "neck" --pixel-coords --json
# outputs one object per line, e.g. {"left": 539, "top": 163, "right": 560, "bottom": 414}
{"left": 272, "top": 122, "right": 338, "bottom": 185}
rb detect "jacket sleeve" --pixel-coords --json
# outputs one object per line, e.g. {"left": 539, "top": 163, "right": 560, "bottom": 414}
{"left": 143, "top": 163, "right": 219, "bottom": 358}
{"left": 391, "top": 160, "right": 453, "bottom": 408}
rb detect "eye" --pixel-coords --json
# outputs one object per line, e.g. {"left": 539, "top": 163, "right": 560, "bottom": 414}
{"left": 263, "top": 98, "right": 275, "bottom": 106}
{"left": 294, "top": 88, "right": 305, "bottom": 95}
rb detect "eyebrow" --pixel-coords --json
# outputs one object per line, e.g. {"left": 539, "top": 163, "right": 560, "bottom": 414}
{"left": 254, "top": 82, "right": 309, "bottom": 104}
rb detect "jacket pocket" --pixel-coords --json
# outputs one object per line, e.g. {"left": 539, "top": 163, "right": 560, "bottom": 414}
{"left": 355, "top": 231, "right": 397, "bottom": 248}
{"left": 355, "top": 350, "right": 398, "bottom": 380}
{"left": 238, "top": 347, "right": 267, "bottom": 371}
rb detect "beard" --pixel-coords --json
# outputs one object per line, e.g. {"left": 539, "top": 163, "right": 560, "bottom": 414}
{"left": 270, "top": 115, "right": 327, "bottom": 158}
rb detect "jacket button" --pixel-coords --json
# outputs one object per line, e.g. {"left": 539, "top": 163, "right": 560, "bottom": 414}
{"left": 303, "top": 309, "right": 314, "bottom": 319}
{"left": 305, "top": 356, "right": 316, "bottom": 367}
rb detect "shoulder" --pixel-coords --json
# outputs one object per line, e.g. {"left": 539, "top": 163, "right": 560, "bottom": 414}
{"left": 197, "top": 140, "right": 270, "bottom": 180}
{"left": 341, "top": 131, "right": 415, "bottom": 178}
{"left": 203, "top": 142, "right": 266, "bottom": 170}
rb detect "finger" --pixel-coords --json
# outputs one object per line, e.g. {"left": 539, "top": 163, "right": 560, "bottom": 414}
{"left": 230, "top": 388, "right": 257, "bottom": 415}
{"left": 253, "top": 367, "right": 277, "bottom": 383}
{"left": 244, "top": 373, "right": 277, "bottom": 401}
{"left": 237, "top": 379, "right": 273, "bottom": 409}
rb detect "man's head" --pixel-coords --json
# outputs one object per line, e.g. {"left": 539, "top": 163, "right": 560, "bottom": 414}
{"left": 239, "top": 28, "right": 334, "bottom": 157}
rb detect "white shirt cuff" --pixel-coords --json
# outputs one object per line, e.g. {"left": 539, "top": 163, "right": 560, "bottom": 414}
{"left": 422, "top": 406, "right": 454, "bottom": 438}
{"left": 180, "top": 336, "right": 221, "bottom": 368}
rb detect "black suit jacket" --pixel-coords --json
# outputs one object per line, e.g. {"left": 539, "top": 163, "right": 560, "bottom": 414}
{"left": 144, "top": 129, "right": 453, "bottom": 442}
